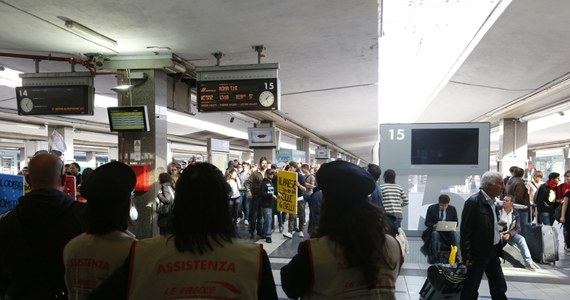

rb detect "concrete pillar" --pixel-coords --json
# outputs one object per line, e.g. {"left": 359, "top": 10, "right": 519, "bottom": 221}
{"left": 330, "top": 149, "right": 339, "bottom": 160}
{"left": 498, "top": 118, "right": 528, "bottom": 176}
{"left": 108, "top": 147, "right": 118, "bottom": 162}
{"left": 563, "top": 146, "right": 570, "bottom": 172}
{"left": 119, "top": 69, "right": 168, "bottom": 239}
{"left": 241, "top": 151, "right": 253, "bottom": 163}
{"left": 47, "top": 126, "right": 74, "bottom": 163}
{"left": 207, "top": 138, "right": 230, "bottom": 172}
{"left": 21, "top": 140, "right": 42, "bottom": 167}
{"left": 253, "top": 148, "right": 276, "bottom": 165}
{"left": 86, "top": 151, "right": 96, "bottom": 167}
{"left": 296, "top": 137, "right": 311, "bottom": 164}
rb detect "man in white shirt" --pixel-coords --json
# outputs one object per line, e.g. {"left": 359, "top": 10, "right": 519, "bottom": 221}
{"left": 497, "top": 195, "right": 537, "bottom": 270}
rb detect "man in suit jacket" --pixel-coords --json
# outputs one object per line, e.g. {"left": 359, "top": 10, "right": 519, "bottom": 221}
{"left": 460, "top": 171, "right": 507, "bottom": 300}
{"left": 421, "top": 194, "right": 459, "bottom": 263}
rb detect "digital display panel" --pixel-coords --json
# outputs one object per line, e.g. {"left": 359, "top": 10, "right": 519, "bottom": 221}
{"left": 197, "top": 78, "right": 278, "bottom": 112}
{"left": 16, "top": 85, "right": 93, "bottom": 115}
{"left": 411, "top": 128, "right": 479, "bottom": 165}
{"left": 247, "top": 127, "right": 278, "bottom": 148}
{"left": 379, "top": 122, "right": 490, "bottom": 176}
{"left": 107, "top": 106, "right": 150, "bottom": 132}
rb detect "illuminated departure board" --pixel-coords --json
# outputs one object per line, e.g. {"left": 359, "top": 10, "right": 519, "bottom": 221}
{"left": 197, "top": 78, "right": 279, "bottom": 112}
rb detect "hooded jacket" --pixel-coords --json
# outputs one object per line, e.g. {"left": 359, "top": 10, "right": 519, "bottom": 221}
{"left": 0, "top": 189, "right": 87, "bottom": 299}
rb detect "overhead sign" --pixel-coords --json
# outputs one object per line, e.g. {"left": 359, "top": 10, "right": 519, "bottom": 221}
{"left": 17, "top": 72, "right": 95, "bottom": 116}
{"left": 16, "top": 85, "right": 94, "bottom": 116}
{"left": 196, "top": 63, "right": 279, "bottom": 112}
{"left": 197, "top": 78, "right": 278, "bottom": 112}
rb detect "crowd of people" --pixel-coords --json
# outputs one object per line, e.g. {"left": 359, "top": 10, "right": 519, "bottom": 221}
{"left": 3, "top": 150, "right": 570, "bottom": 299}
{"left": 1, "top": 152, "right": 405, "bottom": 299}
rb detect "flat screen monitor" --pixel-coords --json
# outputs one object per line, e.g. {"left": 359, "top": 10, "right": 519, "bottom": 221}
{"left": 411, "top": 128, "right": 479, "bottom": 165}
{"left": 247, "top": 127, "right": 277, "bottom": 148}
{"left": 16, "top": 85, "right": 94, "bottom": 115}
{"left": 379, "top": 122, "right": 490, "bottom": 176}
{"left": 107, "top": 106, "right": 150, "bottom": 132}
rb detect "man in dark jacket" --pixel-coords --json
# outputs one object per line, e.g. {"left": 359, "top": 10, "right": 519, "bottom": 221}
{"left": 421, "top": 194, "right": 459, "bottom": 264}
{"left": 505, "top": 167, "right": 530, "bottom": 236}
{"left": 460, "top": 171, "right": 507, "bottom": 300}
{"left": 0, "top": 153, "right": 87, "bottom": 299}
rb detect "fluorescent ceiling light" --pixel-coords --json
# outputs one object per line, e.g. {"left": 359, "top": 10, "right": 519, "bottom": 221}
{"left": 64, "top": 20, "right": 117, "bottom": 48}
{"left": 164, "top": 62, "right": 186, "bottom": 74}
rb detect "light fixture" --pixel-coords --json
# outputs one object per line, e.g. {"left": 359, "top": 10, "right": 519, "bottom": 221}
{"left": 164, "top": 61, "right": 186, "bottom": 74}
{"left": 64, "top": 20, "right": 118, "bottom": 48}
{"left": 518, "top": 101, "right": 570, "bottom": 122}
{"left": 111, "top": 72, "right": 148, "bottom": 94}
{"left": 111, "top": 84, "right": 135, "bottom": 93}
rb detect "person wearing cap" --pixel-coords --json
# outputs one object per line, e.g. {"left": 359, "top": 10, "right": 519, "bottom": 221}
{"left": 89, "top": 162, "right": 278, "bottom": 300}
{"left": 63, "top": 161, "right": 137, "bottom": 299}
{"left": 280, "top": 160, "right": 403, "bottom": 299}
{"left": 0, "top": 153, "right": 87, "bottom": 299}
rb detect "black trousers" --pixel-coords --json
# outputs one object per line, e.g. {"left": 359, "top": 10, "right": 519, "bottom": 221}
{"left": 460, "top": 245, "right": 507, "bottom": 300}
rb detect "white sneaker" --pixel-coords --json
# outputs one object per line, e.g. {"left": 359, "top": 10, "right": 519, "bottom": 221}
{"left": 298, "top": 231, "right": 304, "bottom": 238}
{"left": 525, "top": 261, "right": 538, "bottom": 270}
{"left": 244, "top": 220, "right": 249, "bottom": 226}
{"left": 283, "top": 232, "right": 293, "bottom": 239}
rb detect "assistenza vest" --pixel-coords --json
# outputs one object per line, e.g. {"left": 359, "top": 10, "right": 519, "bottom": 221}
{"left": 63, "top": 231, "right": 135, "bottom": 300}
{"left": 127, "top": 235, "right": 262, "bottom": 300}
{"left": 305, "top": 235, "right": 402, "bottom": 300}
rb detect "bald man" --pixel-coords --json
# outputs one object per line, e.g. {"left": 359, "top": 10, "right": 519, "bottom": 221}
{"left": 0, "top": 153, "right": 87, "bottom": 299}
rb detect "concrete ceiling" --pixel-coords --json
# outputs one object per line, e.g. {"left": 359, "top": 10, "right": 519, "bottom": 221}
{"left": 1, "top": 0, "right": 570, "bottom": 164}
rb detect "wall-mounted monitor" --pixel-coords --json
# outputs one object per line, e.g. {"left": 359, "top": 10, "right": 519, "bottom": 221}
{"left": 107, "top": 106, "right": 150, "bottom": 132}
{"left": 247, "top": 127, "right": 278, "bottom": 148}
{"left": 380, "top": 122, "right": 490, "bottom": 175}
{"left": 16, "top": 85, "right": 94, "bottom": 115}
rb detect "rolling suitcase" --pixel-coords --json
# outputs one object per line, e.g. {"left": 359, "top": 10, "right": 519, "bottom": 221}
{"left": 526, "top": 224, "right": 559, "bottom": 264}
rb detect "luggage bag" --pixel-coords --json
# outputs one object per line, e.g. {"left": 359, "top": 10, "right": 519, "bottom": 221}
{"left": 419, "top": 264, "right": 467, "bottom": 300}
{"left": 526, "top": 203, "right": 559, "bottom": 264}
{"left": 526, "top": 224, "right": 559, "bottom": 264}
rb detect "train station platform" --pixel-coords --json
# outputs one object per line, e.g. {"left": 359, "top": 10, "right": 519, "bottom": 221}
{"left": 236, "top": 220, "right": 570, "bottom": 299}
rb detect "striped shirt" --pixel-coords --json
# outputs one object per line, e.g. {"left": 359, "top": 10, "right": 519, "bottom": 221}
{"left": 380, "top": 183, "right": 409, "bottom": 218}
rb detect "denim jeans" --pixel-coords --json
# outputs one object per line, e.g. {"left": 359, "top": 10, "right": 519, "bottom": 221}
{"left": 240, "top": 190, "right": 249, "bottom": 220}
{"left": 430, "top": 230, "right": 460, "bottom": 259}
{"left": 540, "top": 212, "right": 554, "bottom": 226}
{"left": 516, "top": 208, "right": 529, "bottom": 237}
{"left": 262, "top": 207, "right": 273, "bottom": 238}
{"left": 506, "top": 233, "right": 532, "bottom": 264}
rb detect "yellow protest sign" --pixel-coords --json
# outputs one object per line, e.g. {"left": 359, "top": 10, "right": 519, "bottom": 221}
{"left": 277, "top": 170, "right": 298, "bottom": 214}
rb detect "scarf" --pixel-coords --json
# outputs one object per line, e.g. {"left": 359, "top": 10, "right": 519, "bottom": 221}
{"left": 546, "top": 180, "right": 558, "bottom": 189}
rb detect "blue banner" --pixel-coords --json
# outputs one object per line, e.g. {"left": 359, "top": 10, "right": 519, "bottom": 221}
{"left": 0, "top": 174, "right": 25, "bottom": 215}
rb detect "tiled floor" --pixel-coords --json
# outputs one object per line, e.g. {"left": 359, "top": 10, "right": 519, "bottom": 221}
{"left": 238, "top": 219, "right": 570, "bottom": 299}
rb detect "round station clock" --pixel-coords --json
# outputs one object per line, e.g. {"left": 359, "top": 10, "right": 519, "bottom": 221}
{"left": 259, "top": 90, "right": 275, "bottom": 107}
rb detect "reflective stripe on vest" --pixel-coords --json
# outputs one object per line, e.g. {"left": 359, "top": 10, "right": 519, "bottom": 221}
{"left": 127, "top": 235, "right": 262, "bottom": 300}
{"left": 304, "top": 235, "right": 402, "bottom": 300}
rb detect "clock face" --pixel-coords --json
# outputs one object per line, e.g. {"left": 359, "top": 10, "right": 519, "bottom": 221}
{"left": 259, "top": 91, "right": 275, "bottom": 107}
{"left": 20, "top": 97, "right": 34, "bottom": 113}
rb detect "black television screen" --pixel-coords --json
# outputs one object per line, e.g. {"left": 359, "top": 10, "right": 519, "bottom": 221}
{"left": 107, "top": 106, "right": 150, "bottom": 132}
{"left": 411, "top": 128, "right": 479, "bottom": 165}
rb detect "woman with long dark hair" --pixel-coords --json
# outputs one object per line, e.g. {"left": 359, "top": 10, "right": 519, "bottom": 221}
{"left": 281, "top": 160, "right": 403, "bottom": 299}
{"left": 89, "top": 162, "right": 277, "bottom": 300}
